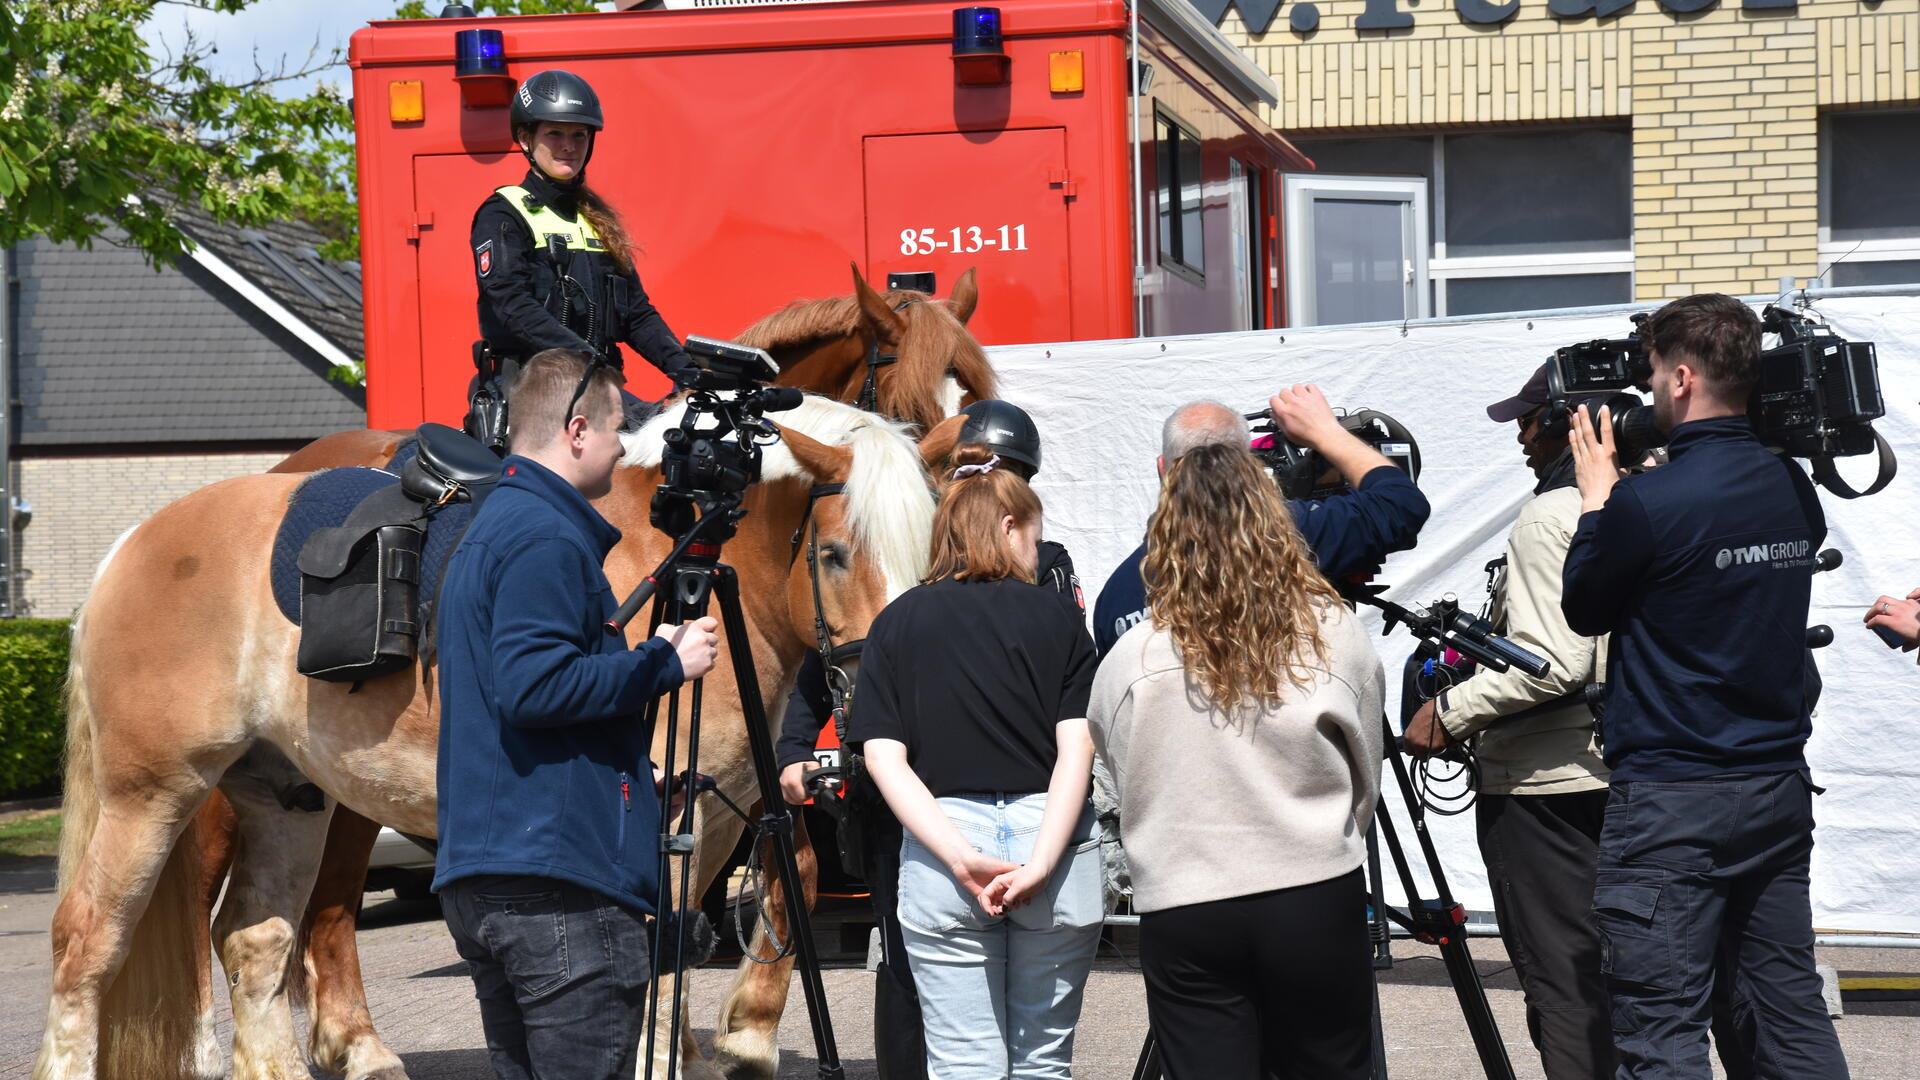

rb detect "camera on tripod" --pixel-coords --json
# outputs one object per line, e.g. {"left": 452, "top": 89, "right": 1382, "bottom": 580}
{"left": 1244, "top": 407, "right": 1422, "bottom": 500}
{"left": 1540, "top": 304, "right": 1895, "bottom": 497}
{"left": 652, "top": 337, "right": 803, "bottom": 528}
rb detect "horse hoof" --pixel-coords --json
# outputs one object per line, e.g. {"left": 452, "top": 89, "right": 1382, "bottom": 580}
{"left": 711, "top": 1044, "right": 778, "bottom": 1080}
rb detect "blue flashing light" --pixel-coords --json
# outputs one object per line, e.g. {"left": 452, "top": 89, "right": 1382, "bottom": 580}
{"left": 454, "top": 28, "right": 507, "bottom": 78}
{"left": 952, "top": 7, "right": 1004, "bottom": 56}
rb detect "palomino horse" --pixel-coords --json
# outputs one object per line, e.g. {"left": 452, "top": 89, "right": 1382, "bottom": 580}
{"left": 33, "top": 395, "right": 968, "bottom": 1080}
{"left": 278, "top": 265, "right": 993, "bottom": 472}
{"left": 187, "top": 263, "right": 997, "bottom": 1080}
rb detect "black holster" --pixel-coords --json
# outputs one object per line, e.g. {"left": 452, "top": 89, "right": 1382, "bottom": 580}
{"left": 465, "top": 341, "right": 512, "bottom": 455}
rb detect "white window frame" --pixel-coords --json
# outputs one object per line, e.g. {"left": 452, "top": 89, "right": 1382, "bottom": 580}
{"left": 1284, "top": 173, "right": 1431, "bottom": 327}
{"left": 1817, "top": 111, "right": 1920, "bottom": 285}
{"left": 1429, "top": 134, "right": 1633, "bottom": 316}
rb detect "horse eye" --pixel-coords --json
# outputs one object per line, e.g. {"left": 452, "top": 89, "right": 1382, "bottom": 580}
{"left": 823, "top": 543, "right": 851, "bottom": 569}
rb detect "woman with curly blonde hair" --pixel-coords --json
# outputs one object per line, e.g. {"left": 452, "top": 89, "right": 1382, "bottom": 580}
{"left": 1089, "top": 440, "right": 1386, "bottom": 1080}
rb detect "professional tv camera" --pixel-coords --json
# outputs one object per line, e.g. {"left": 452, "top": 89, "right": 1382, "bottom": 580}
{"left": 1244, "top": 407, "right": 1422, "bottom": 500}
{"left": 1540, "top": 303, "right": 1894, "bottom": 497}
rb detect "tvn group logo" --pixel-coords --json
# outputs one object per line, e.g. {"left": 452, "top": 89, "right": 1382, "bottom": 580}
{"left": 1715, "top": 541, "right": 1812, "bottom": 570}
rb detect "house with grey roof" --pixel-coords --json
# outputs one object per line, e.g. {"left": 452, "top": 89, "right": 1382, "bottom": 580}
{"left": 3, "top": 206, "right": 367, "bottom": 617}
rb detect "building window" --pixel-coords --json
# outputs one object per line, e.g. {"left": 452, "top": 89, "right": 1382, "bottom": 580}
{"left": 1156, "top": 111, "right": 1205, "bottom": 280}
{"left": 1290, "top": 126, "right": 1633, "bottom": 322}
{"left": 1820, "top": 110, "right": 1920, "bottom": 288}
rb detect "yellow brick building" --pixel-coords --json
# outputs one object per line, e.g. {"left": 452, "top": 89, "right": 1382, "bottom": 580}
{"left": 1200, "top": 0, "right": 1920, "bottom": 323}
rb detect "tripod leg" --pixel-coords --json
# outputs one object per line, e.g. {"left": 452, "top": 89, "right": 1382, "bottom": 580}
{"left": 1375, "top": 716, "right": 1518, "bottom": 1080}
{"left": 1371, "top": 973, "right": 1390, "bottom": 1080}
{"left": 1131, "top": 1032, "right": 1162, "bottom": 1080}
{"left": 714, "top": 567, "right": 845, "bottom": 1079}
{"left": 713, "top": 810, "right": 821, "bottom": 1076}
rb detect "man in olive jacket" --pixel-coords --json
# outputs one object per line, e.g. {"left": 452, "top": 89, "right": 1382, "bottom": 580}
{"left": 1403, "top": 364, "right": 1612, "bottom": 1080}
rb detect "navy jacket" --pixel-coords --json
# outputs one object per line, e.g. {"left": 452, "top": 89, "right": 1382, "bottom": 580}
{"left": 433, "top": 455, "right": 684, "bottom": 911}
{"left": 1562, "top": 417, "right": 1826, "bottom": 783}
{"left": 1092, "top": 465, "right": 1430, "bottom": 657}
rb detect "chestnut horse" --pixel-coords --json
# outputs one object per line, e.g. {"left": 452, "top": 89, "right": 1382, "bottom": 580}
{"left": 33, "top": 396, "right": 967, "bottom": 1080}
{"left": 187, "top": 264, "right": 996, "bottom": 1080}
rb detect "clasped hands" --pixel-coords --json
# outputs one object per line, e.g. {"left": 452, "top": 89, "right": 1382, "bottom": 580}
{"left": 949, "top": 848, "right": 1053, "bottom": 917}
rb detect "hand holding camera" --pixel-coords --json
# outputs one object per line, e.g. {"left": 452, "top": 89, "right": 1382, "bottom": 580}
{"left": 1568, "top": 404, "right": 1622, "bottom": 513}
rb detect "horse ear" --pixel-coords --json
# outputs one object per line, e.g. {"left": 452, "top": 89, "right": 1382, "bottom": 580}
{"left": 852, "top": 261, "right": 907, "bottom": 348}
{"left": 919, "top": 413, "right": 969, "bottom": 472}
{"left": 778, "top": 424, "right": 853, "bottom": 483}
{"left": 947, "top": 268, "right": 978, "bottom": 326}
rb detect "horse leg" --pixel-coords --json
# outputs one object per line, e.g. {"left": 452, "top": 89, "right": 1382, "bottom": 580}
{"left": 212, "top": 765, "right": 335, "bottom": 1080}
{"left": 35, "top": 794, "right": 212, "bottom": 1080}
{"left": 193, "top": 792, "right": 240, "bottom": 1080}
{"left": 301, "top": 808, "right": 408, "bottom": 1080}
{"left": 712, "top": 808, "right": 819, "bottom": 1080}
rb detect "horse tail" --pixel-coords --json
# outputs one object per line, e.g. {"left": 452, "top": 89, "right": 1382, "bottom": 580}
{"left": 55, "top": 556, "right": 208, "bottom": 1080}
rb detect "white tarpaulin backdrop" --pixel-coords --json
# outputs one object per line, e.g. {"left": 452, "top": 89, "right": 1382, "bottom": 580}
{"left": 990, "top": 293, "right": 1920, "bottom": 935}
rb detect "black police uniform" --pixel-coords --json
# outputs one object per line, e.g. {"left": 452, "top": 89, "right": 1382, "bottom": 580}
{"left": 472, "top": 169, "right": 692, "bottom": 380}
{"left": 1561, "top": 416, "right": 1846, "bottom": 1080}
{"left": 774, "top": 540, "right": 1082, "bottom": 1080}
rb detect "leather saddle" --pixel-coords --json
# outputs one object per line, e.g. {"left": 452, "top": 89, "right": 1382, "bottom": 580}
{"left": 292, "top": 424, "right": 502, "bottom": 683}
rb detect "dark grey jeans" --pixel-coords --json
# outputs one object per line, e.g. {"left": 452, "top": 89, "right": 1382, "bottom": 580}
{"left": 1592, "top": 771, "right": 1847, "bottom": 1080}
{"left": 440, "top": 875, "right": 653, "bottom": 1080}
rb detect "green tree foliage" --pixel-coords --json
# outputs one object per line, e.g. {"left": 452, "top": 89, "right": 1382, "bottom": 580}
{"left": 0, "top": 0, "right": 352, "bottom": 264}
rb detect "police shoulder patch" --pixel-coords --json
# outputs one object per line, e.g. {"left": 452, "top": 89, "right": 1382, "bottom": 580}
{"left": 476, "top": 240, "right": 493, "bottom": 277}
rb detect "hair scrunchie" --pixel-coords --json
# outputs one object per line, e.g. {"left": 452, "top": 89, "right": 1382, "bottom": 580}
{"left": 950, "top": 454, "right": 1000, "bottom": 480}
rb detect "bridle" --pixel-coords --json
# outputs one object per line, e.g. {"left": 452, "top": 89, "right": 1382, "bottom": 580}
{"left": 790, "top": 482, "right": 862, "bottom": 743}
{"left": 855, "top": 297, "right": 923, "bottom": 414}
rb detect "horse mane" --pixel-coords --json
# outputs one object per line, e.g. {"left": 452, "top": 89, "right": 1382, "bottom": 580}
{"left": 622, "top": 394, "right": 934, "bottom": 597}
{"left": 736, "top": 290, "right": 996, "bottom": 431}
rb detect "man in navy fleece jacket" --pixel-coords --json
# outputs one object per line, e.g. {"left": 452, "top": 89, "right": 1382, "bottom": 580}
{"left": 1561, "top": 295, "right": 1846, "bottom": 1080}
{"left": 434, "top": 349, "right": 719, "bottom": 1080}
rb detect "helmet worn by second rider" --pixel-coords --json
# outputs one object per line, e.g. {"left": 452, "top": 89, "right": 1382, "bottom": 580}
{"left": 957, "top": 399, "right": 1043, "bottom": 476}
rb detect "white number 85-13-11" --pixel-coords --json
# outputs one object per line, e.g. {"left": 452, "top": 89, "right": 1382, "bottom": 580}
{"left": 899, "top": 224, "right": 1029, "bottom": 255}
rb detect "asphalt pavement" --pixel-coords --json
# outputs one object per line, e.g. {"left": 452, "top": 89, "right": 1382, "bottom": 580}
{"left": 3, "top": 855, "right": 1916, "bottom": 1078}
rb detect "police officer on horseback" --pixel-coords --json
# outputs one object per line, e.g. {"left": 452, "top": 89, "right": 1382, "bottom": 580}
{"left": 466, "top": 69, "right": 692, "bottom": 450}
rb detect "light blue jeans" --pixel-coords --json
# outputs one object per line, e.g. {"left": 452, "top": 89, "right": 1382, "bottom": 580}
{"left": 896, "top": 793, "right": 1104, "bottom": 1080}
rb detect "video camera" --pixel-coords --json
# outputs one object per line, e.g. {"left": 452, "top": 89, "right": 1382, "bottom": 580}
{"left": 1245, "top": 408, "right": 1422, "bottom": 500}
{"left": 650, "top": 336, "right": 803, "bottom": 536}
{"left": 1541, "top": 303, "right": 1895, "bottom": 498}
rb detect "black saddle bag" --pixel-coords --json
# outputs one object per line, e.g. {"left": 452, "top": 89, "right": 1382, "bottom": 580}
{"left": 294, "top": 425, "right": 502, "bottom": 683}
{"left": 297, "top": 484, "right": 426, "bottom": 683}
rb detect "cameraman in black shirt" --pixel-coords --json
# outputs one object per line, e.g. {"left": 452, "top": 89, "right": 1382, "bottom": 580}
{"left": 1561, "top": 293, "right": 1847, "bottom": 1080}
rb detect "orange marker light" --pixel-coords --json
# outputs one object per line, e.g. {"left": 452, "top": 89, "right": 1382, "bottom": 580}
{"left": 389, "top": 81, "right": 425, "bottom": 123}
{"left": 1049, "top": 51, "right": 1084, "bottom": 94}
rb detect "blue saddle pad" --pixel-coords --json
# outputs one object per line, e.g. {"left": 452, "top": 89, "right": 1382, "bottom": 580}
{"left": 270, "top": 450, "right": 477, "bottom": 632}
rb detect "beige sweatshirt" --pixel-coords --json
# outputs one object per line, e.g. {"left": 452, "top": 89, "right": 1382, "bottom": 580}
{"left": 1437, "top": 485, "right": 1610, "bottom": 795}
{"left": 1088, "top": 602, "right": 1385, "bottom": 913}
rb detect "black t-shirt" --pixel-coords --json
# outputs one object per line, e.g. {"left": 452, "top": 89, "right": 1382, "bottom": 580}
{"left": 848, "top": 576, "right": 1098, "bottom": 797}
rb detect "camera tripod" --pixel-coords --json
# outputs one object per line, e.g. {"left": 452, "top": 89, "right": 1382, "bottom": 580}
{"left": 606, "top": 374, "right": 846, "bottom": 1080}
{"left": 1130, "top": 587, "right": 1529, "bottom": 1080}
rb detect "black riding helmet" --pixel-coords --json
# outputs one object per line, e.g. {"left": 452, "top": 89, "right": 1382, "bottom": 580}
{"left": 511, "top": 70, "right": 604, "bottom": 174}
{"left": 957, "top": 399, "right": 1043, "bottom": 477}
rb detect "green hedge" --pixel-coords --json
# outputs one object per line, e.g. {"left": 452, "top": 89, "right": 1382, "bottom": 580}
{"left": 0, "top": 620, "right": 71, "bottom": 800}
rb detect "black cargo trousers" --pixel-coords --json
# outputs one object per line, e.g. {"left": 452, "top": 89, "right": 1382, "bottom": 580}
{"left": 1591, "top": 770, "right": 1848, "bottom": 1080}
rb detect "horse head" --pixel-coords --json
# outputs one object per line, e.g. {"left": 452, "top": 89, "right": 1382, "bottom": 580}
{"left": 739, "top": 265, "right": 995, "bottom": 433}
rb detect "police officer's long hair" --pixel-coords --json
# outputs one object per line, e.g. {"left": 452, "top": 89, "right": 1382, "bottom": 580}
{"left": 1145, "top": 442, "right": 1340, "bottom": 712}
{"left": 517, "top": 121, "right": 637, "bottom": 274}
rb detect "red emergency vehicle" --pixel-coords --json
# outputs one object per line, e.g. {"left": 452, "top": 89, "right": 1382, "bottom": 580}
{"left": 348, "top": 0, "right": 1308, "bottom": 427}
